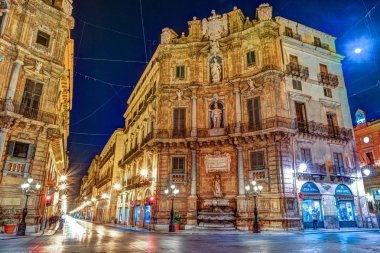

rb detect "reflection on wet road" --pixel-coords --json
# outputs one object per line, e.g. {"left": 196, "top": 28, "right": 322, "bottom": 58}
{"left": 1, "top": 216, "right": 380, "bottom": 253}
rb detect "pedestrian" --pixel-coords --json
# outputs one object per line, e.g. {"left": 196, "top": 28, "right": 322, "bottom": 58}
{"left": 312, "top": 212, "right": 318, "bottom": 230}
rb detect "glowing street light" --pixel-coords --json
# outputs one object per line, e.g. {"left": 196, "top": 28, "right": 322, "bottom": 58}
{"left": 140, "top": 168, "right": 148, "bottom": 177}
{"left": 245, "top": 180, "right": 263, "bottom": 233}
{"left": 60, "top": 175, "right": 67, "bottom": 182}
{"left": 165, "top": 184, "right": 179, "bottom": 232}
{"left": 299, "top": 163, "right": 308, "bottom": 172}
{"left": 59, "top": 184, "right": 67, "bottom": 190}
{"left": 363, "top": 167, "right": 371, "bottom": 177}
{"left": 114, "top": 183, "right": 121, "bottom": 191}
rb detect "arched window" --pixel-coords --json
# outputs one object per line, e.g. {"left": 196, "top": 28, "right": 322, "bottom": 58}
{"left": 0, "top": 0, "right": 9, "bottom": 35}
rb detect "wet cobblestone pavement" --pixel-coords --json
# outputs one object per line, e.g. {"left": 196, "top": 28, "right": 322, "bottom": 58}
{"left": 0, "top": 217, "right": 379, "bottom": 253}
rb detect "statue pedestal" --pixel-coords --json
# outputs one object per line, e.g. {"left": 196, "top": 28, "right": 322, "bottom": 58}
{"left": 209, "top": 128, "right": 225, "bottom": 136}
{"left": 186, "top": 196, "right": 198, "bottom": 229}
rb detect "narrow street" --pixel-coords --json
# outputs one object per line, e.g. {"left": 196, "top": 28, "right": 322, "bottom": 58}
{"left": 1, "top": 216, "right": 380, "bottom": 253}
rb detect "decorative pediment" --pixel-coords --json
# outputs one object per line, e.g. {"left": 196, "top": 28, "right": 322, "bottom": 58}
{"left": 202, "top": 10, "right": 228, "bottom": 41}
{"left": 242, "top": 77, "right": 264, "bottom": 95}
{"left": 24, "top": 60, "right": 50, "bottom": 83}
{"left": 169, "top": 89, "right": 190, "bottom": 106}
{"left": 320, "top": 99, "right": 341, "bottom": 108}
{"left": 289, "top": 91, "right": 311, "bottom": 103}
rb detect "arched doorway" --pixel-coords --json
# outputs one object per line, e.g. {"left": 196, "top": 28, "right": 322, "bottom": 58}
{"left": 335, "top": 184, "right": 357, "bottom": 227}
{"left": 300, "top": 182, "right": 324, "bottom": 229}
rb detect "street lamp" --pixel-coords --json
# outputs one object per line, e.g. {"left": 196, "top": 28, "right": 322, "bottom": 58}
{"left": 17, "top": 177, "right": 42, "bottom": 236}
{"left": 363, "top": 167, "right": 371, "bottom": 177}
{"left": 165, "top": 184, "right": 179, "bottom": 232}
{"left": 245, "top": 180, "right": 263, "bottom": 233}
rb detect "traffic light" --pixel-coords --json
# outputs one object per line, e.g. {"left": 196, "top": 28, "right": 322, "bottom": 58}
{"left": 146, "top": 196, "right": 155, "bottom": 205}
{"left": 46, "top": 194, "right": 53, "bottom": 206}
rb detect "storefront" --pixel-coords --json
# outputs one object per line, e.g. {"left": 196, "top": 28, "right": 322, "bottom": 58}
{"left": 143, "top": 205, "right": 151, "bottom": 228}
{"left": 335, "top": 184, "right": 357, "bottom": 227}
{"left": 135, "top": 205, "right": 141, "bottom": 227}
{"left": 124, "top": 207, "right": 129, "bottom": 225}
{"left": 300, "top": 182, "right": 324, "bottom": 229}
{"left": 118, "top": 208, "right": 123, "bottom": 223}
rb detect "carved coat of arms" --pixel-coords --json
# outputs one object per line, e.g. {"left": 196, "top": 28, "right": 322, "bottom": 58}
{"left": 202, "top": 10, "right": 228, "bottom": 41}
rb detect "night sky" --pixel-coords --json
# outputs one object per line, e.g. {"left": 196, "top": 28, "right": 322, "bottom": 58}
{"left": 68, "top": 0, "right": 380, "bottom": 199}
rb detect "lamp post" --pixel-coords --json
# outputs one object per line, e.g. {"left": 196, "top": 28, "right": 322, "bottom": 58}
{"left": 17, "top": 177, "right": 41, "bottom": 236}
{"left": 164, "top": 184, "right": 179, "bottom": 232}
{"left": 245, "top": 180, "right": 263, "bottom": 233}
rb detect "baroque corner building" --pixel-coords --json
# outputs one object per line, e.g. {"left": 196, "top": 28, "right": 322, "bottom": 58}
{"left": 117, "top": 4, "right": 371, "bottom": 231}
{"left": 0, "top": 0, "right": 74, "bottom": 231}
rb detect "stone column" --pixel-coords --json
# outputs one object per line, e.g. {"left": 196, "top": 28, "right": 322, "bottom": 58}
{"left": 5, "top": 59, "right": 23, "bottom": 111}
{"left": 191, "top": 96, "right": 197, "bottom": 137}
{"left": 234, "top": 89, "right": 242, "bottom": 133}
{"left": 237, "top": 146, "right": 245, "bottom": 195}
{"left": 186, "top": 149, "right": 198, "bottom": 229}
{"left": 190, "top": 150, "right": 197, "bottom": 195}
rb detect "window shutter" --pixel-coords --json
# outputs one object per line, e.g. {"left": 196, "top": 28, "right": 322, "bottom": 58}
{"left": 247, "top": 99, "right": 254, "bottom": 130}
{"left": 5, "top": 141, "right": 15, "bottom": 156}
{"left": 253, "top": 97, "right": 261, "bottom": 130}
{"left": 27, "top": 144, "right": 36, "bottom": 160}
{"left": 179, "top": 108, "right": 186, "bottom": 136}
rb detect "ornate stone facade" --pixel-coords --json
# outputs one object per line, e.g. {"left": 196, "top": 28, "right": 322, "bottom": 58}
{"left": 79, "top": 4, "right": 369, "bottom": 231}
{"left": 0, "top": 0, "right": 74, "bottom": 232}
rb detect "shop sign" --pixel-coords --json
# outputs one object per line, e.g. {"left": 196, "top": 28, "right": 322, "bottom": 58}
{"left": 374, "top": 195, "right": 380, "bottom": 201}
{"left": 301, "top": 182, "right": 320, "bottom": 194}
{"left": 335, "top": 184, "right": 352, "bottom": 196}
{"left": 298, "top": 192, "right": 304, "bottom": 200}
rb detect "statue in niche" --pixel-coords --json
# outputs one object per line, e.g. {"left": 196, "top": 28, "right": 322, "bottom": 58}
{"left": 213, "top": 174, "right": 223, "bottom": 198}
{"left": 211, "top": 103, "right": 222, "bottom": 129}
{"left": 210, "top": 58, "right": 222, "bottom": 83}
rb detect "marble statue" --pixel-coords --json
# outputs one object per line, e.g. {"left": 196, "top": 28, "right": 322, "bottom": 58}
{"left": 213, "top": 174, "right": 223, "bottom": 198}
{"left": 210, "top": 58, "right": 221, "bottom": 83}
{"left": 211, "top": 103, "right": 222, "bottom": 128}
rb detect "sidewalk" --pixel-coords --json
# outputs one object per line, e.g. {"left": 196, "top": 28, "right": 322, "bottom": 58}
{"left": 0, "top": 222, "right": 60, "bottom": 240}
{"left": 293, "top": 227, "right": 380, "bottom": 234}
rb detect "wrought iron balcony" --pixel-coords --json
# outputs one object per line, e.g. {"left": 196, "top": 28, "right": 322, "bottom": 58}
{"left": 239, "top": 117, "right": 293, "bottom": 134}
{"left": 2, "top": 160, "right": 30, "bottom": 177}
{"left": 329, "top": 165, "right": 357, "bottom": 182}
{"left": 170, "top": 173, "right": 187, "bottom": 185}
{"left": 285, "top": 63, "right": 309, "bottom": 80}
{"left": 297, "top": 163, "right": 327, "bottom": 181}
{"left": 0, "top": 99, "right": 57, "bottom": 125}
{"left": 249, "top": 168, "right": 269, "bottom": 183}
{"left": 294, "top": 119, "right": 353, "bottom": 141}
{"left": 317, "top": 72, "right": 339, "bottom": 88}
{"left": 155, "top": 129, "right": 191, "bottom": 139}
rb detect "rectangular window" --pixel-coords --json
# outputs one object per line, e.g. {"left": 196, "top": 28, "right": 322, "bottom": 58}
{"left": 246, "top": 51, "right": 256, "bottom": 66}
{"left": 250, "top": 151, "right": 265, "bottom": 170}
{"left": 289, "top": 55, "right": 298, "bottom": 64}
{"left": 171, "top": 157, "right": 185, "bottom": 174}
{"left": 365, "top": 152, "right": 375, "bottom": 165}
{"left": 36, "top": 30, "right": 50, "bottom": 47}
{"left": 292, "top": 79, "right": 302, "bottom": 90}
{"left": 295, "top": 102, "right": 307, "bottom": 132}
{"left": 20, "top": 79, "right": 43, "bottom": 120}
{"left": 173, "top": 108, "right": 186, "bottom": 138}
{"left": 319, "top": 64, "right": 328, "bottom": 73}
{"left": 333, "top": 152, "right": 344, "bottom": 168}
{"left": 247, "top": 97, "right": 261, "bottom": 131}
{"left": 314, "top": 37, "right": 321, "bottom": 47}
{"left": 285, "top": 27, "right": 293, "bottom": 37}
{"left": 301, "top": 148, "right": 312, "bottom": 164}
{"left": 175, "top": 66, "right": 185, "bottom": 79}
{"left": 0, "top": 15, "right": 3, "bottom": 31}
{"left": 327, "top": 113, "right": 338, "bottom": 137}
{"left": 5, "top": 141, "right": 35, "bottom": 160}
{"left": 324, "top": 87, "right": 332, "bottom": 98}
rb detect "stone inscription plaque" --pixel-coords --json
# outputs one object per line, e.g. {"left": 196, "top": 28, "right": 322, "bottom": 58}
{"left": 205, "top": 153, "right": 231, "bottom": 173}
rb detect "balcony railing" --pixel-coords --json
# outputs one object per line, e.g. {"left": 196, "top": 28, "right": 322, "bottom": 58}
{"left": 0, "top": 99, "right": 57, "bottom": 124}
{"left": 249, "top": 168, "right": 269, "bottom": 182}
{"left": 317, "top": 72, "right": 339, "bottom": 88}
{"left": 297, "top": 164, "right": 327, "bottom": 175}
{"left": 2, "top": 161, "right": 30, "bottom": 177}
{"left": 294, "top": 119, "right": 353, "bottom": 141}
{"left": 285, "top": 63, "right": 309, "bottom": 80}
{"left": 330, "top": 165, "right": 357, "bottom": 178}
{"left": 170, "top": 173, "right": 187, "bottom": 184}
